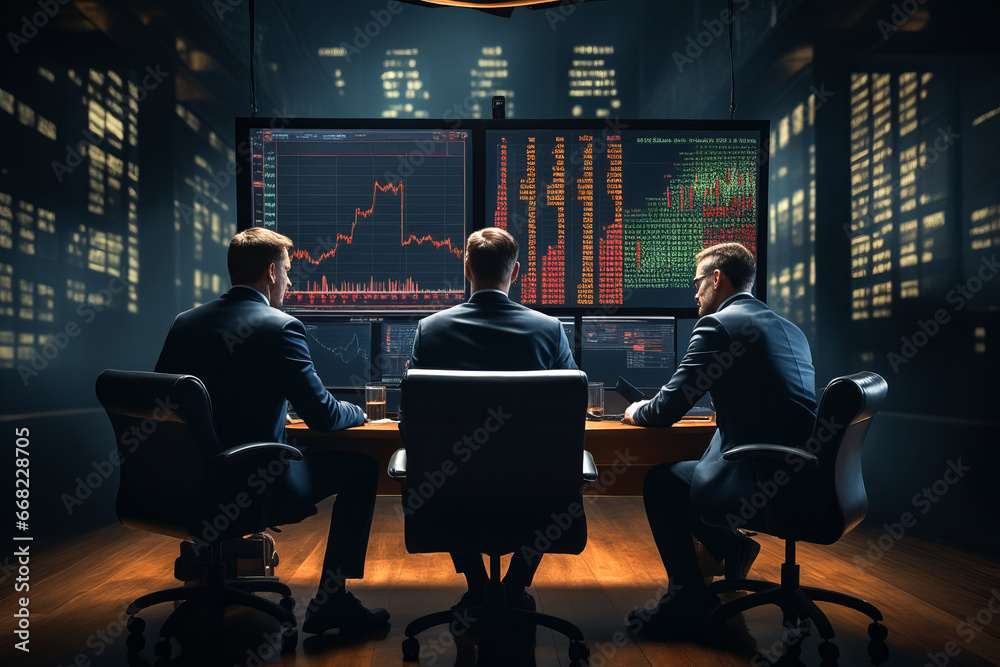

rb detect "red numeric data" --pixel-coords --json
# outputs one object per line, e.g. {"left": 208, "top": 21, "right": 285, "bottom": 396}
{"left": 488, "top": 128, "right": 763, "bottom": 310}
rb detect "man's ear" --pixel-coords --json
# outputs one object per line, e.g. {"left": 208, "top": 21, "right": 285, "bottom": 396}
{"left": 509, "top": 261, "right": 520, "bottom": 283}
{"left": 266, "top": 262, "right": 277, "bottom": 284}
{"left": 464, "top": 260, "right": 474, "bottom": 282}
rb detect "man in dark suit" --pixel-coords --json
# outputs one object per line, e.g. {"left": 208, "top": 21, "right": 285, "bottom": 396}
{"left": 622, "top": 242, "right": 817, "bottom": 637}
{"left": 406, "top": 227, "right": 577, "bottom": 609}
{"left": 155, "top": 227, "right": 389, "bottom": 636}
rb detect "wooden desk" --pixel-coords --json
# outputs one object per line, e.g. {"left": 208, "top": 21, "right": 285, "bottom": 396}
{"left": 286, "top": 417, "right": 715, "bottom": 496}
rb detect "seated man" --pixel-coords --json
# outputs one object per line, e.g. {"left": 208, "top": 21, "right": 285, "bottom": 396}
{"left": 155, "top": 227, "right": 389, "bottom": 636}
{"left": 405, "top": 227, "right": 577, "bottom": 609}
{"left": 622, "top": 242, "right": 817, "bottom": 638}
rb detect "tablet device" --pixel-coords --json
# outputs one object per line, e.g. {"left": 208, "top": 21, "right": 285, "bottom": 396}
{"left": 615, "top": 376, "right": 650, "bottom": 403}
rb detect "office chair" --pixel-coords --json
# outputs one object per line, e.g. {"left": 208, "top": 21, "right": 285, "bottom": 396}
{"left": 95, "top": 370, "right": 314, "bottom": 658}
{"left": 389, "top": 369, "right": 598, "bottom": 663}
{"left": 704, "top": 371, "right": 889, "bottom": 662}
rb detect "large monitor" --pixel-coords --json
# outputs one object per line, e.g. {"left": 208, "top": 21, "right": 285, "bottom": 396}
{"left": 485, "top": 120, "right": 769, "bottom": 315}
{"left": 236, "top": 119, "right": 473, "bottom": 312}
{"left": 579, "top": 316, "right": 677, "bottom": 393}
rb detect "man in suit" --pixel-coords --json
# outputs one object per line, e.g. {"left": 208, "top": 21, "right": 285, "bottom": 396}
{"left": 406, "top": 226, "right": 577, "bottom": 609}
{"left": 622, "top": 242, "right": 817, "bottom": 637}
{"left": 156, "top": 227, "right": 389, "bottom": 636}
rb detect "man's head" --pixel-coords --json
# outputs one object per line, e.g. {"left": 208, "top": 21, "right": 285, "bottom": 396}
{"left": 692, "top": 242, "right": 756, "bottom": 316}
{"left": 228, "top": 228, "right": 294, "bottom": 308}
{"left": 464, "top": 227, "right": 520, "bottom": 293}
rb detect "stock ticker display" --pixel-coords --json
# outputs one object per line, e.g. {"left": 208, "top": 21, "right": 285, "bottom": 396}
{"left": 248, "top": 127, "right": 471, "bottom": 310}
{"left": 487, "top": 127, "right": 763, "bottom": 310}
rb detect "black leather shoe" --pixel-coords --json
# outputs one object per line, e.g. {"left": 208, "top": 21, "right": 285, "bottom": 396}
{"left": 302, "top": 592, "right": 390, "bottom": 635}
{"left": 724, "top": 535, "right": 760, "bottom": 580}
{"left": 627, "top": 590, "right": 721, "bottom": 639}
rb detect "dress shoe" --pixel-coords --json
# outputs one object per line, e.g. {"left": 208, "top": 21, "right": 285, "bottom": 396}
{"left": 302, "top": 591, "right": 389, "bottom": 635}
{"left": 724, "top": 534, "right": 761, "bottom": 580}
{"left": 627, "top": 589, "right": 721, "bottom": 640}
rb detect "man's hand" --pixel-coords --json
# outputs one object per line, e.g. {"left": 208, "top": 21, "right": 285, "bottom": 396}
{"left": 622, "top": 400, "right": 645, "bottom": 425}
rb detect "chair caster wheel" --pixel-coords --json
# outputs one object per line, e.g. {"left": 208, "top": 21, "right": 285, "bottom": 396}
{"left": 402, "top": 637, "right": 420, "bottom": 660}
{"left": 281, "top": 627, "right": 298, "bottom": 652}
{"left": 818, "top": 640, "right": 839, "bottom": 660}
{"left": 126, "top": 633, "right": 145, "bottom": 653}
{"left": 569, "top": 640, "right": 590, "bottom": 662}
{"left": 868, "top": 639, "right": 890, "bottom": 664}
{"left": 154, "top": 638, "right": 172, "bottom": 659}
{"left": 868, "top": 622, "right": 888, "bottom": 641}
{"left": 279, "top": 596, "right": 296, "bottom": 610}
{"left": 127, "top": 615, "right": 145, "bottom": 634}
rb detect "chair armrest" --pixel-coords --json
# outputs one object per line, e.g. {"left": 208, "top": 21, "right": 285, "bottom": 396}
{"left": 722, "top": 443, "right": 818, "bottom": 468}
{"left": 388, "top": 448, "right": 407, "bottom": 480}
{"left": 216, "top": 442, "right": 304, "bottom": 463}
{"left": 582, "top": 450, "right": 598, "bottom": 482}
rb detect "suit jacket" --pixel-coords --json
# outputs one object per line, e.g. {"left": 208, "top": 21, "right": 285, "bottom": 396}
{"left": 155, "top": 286, "right": 365, "bottom": 450}
{"left": 408, "top": 290, "right": 577, "bottom": 372}
{"left": 634, "top": 294, "right": 817, "bottom": 517}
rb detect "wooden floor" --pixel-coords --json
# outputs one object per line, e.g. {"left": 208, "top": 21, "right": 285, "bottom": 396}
{"left": 2, "top": 496, "right": 999, "bottom": 666}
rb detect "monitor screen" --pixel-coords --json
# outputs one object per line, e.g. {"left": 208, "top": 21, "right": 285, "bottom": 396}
{"left": 486, "top": 120, "right": 768, "bottom": 314}
{"left": 302, "top": 320, "right": 372, "bottom": 389}
{"left": 580, "top": 316, "right": 677, "bottom": 393}
{"left": 376, "top": 319, "right": 419, "bottom": 386}
{"left": 237, "top": 119, "right": 473, "bottom": 312}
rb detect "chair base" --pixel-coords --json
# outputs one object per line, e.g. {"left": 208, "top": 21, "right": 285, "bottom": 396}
{"left": 401, "top": 568, "right": 589, "bottom": 663}
{"left": 126, "top": 551, "right": 298, "bottom": 657}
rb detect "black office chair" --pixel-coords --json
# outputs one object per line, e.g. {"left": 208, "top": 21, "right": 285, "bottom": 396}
{"left": 704, "top": 371, "right": 889, "bottom": 662}
{"left": 389, "top": 368, "right": 597, "bottom": 663}
{"left": 95, "top": 370, "right": 315, "bottom": 658}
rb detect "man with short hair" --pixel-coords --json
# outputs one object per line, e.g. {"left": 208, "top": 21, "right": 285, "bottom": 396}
{"left": 622, "top": 242, "right": 817, "bottom": 638}
{"left": 406, "top": 226, "right": 577, "bottom": 609}
{"left": 156, "top": 227, "right": 389, "bottom": 636}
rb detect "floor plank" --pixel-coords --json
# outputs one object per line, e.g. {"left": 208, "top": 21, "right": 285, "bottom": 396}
{"left": 1, "top": 496, "right": 997, "bottom": 666}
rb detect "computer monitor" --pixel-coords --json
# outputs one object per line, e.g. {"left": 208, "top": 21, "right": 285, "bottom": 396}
{"left": 579, "top": 316, "right": 677, "bottom": 394}
{"left": 485, "top": 119, "right": 769, "bottom": 315}
{"left": 236, "top": 118, "right": 473, "bottom": 313}
{"left": 301, "top": 320, "right": 372, "bottom": 389}
{"left": 376, "top": 319, "right": 419, "bottom": 386}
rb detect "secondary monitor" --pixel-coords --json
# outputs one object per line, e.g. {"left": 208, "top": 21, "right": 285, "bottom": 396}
{"left": 301, "top": 320, "right": 372, "bottom": 390}
{"left": 580, "top": 316, "right": 677, "bottom": 394}
{"left": 376, "top": 319, "right": 419, "bottom": 386}
{"left": 237, "top": 118, "right": 473, "bottom": 313}
{"left": 486, "top": 119, "right": 769, "bottom": 315}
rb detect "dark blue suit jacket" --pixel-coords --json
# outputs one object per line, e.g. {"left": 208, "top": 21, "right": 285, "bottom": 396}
{"left": 408, "top": 290, "right": 576, "bottom": 371}
{"left": 155, "top": 286, "right": 365, "bottom": 449}
{"left": 634, "top": 294, "right": 817, "bottom": 516}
